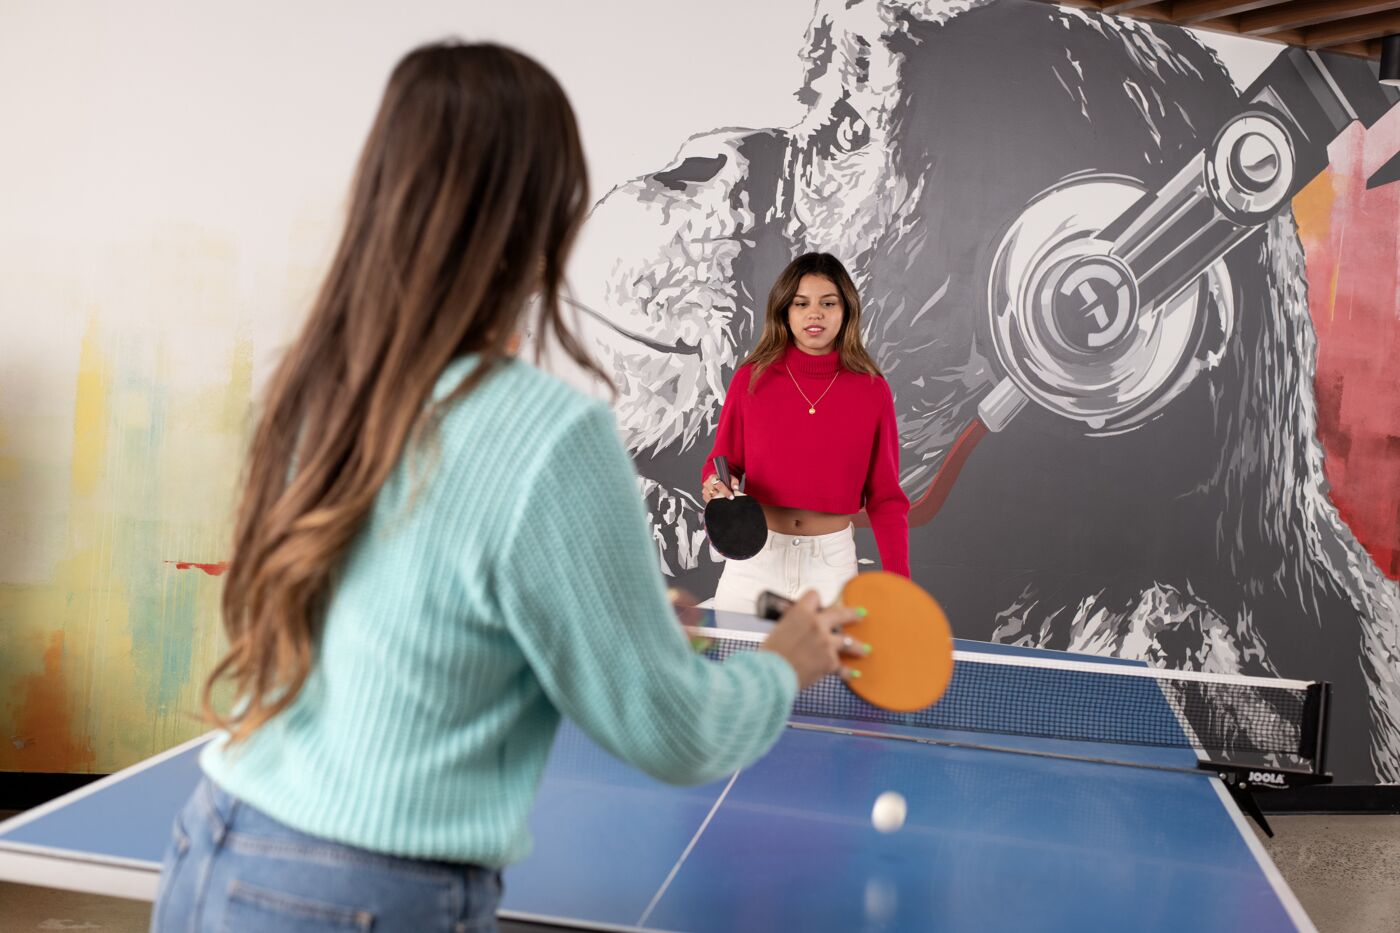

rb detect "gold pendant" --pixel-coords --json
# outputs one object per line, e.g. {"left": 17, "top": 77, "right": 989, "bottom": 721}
{"left": 808, "top": 407, "right": 816, "bottom": 415}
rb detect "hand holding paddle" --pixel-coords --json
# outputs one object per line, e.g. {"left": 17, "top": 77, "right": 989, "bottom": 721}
{"left": 760, "top": 591, "right": 865, "bottom": 689}
{"left": 703, "top": 457, "right": 768, "bottom": 560}
{"left": 702, "top": 470, "right": 740, "bottom": 502}
{"left": 758, "top": 572, "right": 955, "bottom": 712}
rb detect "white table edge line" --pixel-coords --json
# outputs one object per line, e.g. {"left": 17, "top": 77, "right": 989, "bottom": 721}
{"left": 1208, "top": 779, "right": 1318, "bottom": 933}
{"left": 636, "top": 769, "right": 741, "bottom": 927}
{"left": 498, "top": 908, "right": 684, "bottom": 933}
{"left": 0, "top": 840, "right": 161, "bottom": 872}
{"left": 0, "top": 732, "right": 214, "bottom": 837}
{"left": 688, "top": 627, "right": 1315, "bottom": 689}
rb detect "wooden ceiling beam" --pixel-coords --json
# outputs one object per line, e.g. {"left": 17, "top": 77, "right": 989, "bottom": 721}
{"left": 1168, "top": 1, "right": 1289, "bottom": 26}
{"left": 1331, "top": 39, "right": 1385, "bottom": 58}
{"left": 1015, "top": 0, "right": 1387, "bottom": 60}
{"left": 1101, "top": 1, "right": 1164, "bottom": 13}
{"left": 1126, "top": 5, "right": 1176, "bottom": 23}
{"left": 1241, "top": 1, "right": 1400, "bottom": 37}
{"left": 1303, "top": 10, "right": 1400, "bottom": 48}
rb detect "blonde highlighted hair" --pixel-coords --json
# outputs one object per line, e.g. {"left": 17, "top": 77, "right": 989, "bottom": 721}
{"left": 741, "top": 252, "right": 882, "bottom": 386}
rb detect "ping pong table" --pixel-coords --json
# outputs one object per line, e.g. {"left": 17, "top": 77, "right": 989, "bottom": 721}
{"left": 0, "top": 621, "right": 1316, "bottom": 932}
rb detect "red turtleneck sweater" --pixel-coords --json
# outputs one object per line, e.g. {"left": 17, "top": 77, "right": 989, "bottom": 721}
{"left": 703, "top": 343, "right": 910, "bottom": 577}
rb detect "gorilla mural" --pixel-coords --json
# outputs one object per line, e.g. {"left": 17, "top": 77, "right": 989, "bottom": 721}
{"left": 564, "top": 0, "right": 1400, "bottom": 783}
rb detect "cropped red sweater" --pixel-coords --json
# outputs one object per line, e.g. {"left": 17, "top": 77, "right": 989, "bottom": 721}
{"left": 702, "top": 343, "right": 910, "bottom": 577}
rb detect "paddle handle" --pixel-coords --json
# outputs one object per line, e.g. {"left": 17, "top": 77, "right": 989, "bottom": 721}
{"left": 713, "top": 456, "right": 733, "bottom": 490}
{"left": 756, "top": 591, "right": 792, "bottom": 621}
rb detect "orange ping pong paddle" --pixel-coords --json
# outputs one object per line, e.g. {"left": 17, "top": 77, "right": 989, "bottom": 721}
{"left": 757, "top": 572, "right": 955, "bottom": 712}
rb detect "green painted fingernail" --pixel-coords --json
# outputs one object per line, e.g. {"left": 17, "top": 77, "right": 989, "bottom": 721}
{"left": 856, "top": 607, "right": 868, "bottom": 618}
{"left": 862, "top": 643, "right": 873, "bottom": 655}
{"left": 848, "top": 669, "right": 862, "bottom": 679}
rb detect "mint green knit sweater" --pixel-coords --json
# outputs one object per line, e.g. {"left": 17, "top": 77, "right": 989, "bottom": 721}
{"left": 201, "top": 356, "right": 797, "bottom": 867}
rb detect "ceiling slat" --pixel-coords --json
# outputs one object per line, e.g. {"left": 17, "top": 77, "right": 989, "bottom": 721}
{"left": 1303, "top": 10, "right": 1400, "bottom": 48}
{"left": 1125, "top": 5, "right": 1176, "bottom": 23}
{"left": 1241, "top": 0, "right": 1400, "bottom": 37}
{"left": 1329, "top": 39, "right": 1385, "bottom": 58}
{"left": 1101, "top": 1, "right": 1164, "bottom": 13}
{"left": 1019, "top": 0, "right": 1390, "bottom": 60}
{"left": 1169, "top": 1, "right": 1290, "bottom": 26}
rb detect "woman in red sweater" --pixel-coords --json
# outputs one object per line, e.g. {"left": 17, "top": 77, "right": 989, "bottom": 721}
{"left": 702, "top": 252, "right": 910, "bottom": 614}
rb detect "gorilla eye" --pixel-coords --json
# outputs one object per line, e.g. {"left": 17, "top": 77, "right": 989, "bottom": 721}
{"left": 836, "top": 115, "right": 867, "bottom": 152}
{"left": 814, "top": 97, "right": 870, "bottom": 157}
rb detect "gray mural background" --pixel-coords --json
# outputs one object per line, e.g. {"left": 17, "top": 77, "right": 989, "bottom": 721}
{"left": 563, "top": 0, "right": 1400, "bottom": 784}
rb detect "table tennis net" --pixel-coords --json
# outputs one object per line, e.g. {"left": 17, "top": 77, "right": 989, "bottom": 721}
{"left": 699, "top": 632, "right": 1327, "bottom": 774}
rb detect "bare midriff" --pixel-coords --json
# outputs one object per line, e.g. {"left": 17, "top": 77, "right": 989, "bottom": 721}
{"left": 761, "top": 503, "right": 854, "bottom": 536}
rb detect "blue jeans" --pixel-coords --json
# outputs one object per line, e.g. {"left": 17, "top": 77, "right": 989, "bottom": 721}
{"left": 151, "top": 777, "right": 502, "bottom": 932}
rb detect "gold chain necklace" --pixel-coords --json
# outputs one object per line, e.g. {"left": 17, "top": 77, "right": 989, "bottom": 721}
{"left": 784, "top": 366, "right": 840, "bottom": 415}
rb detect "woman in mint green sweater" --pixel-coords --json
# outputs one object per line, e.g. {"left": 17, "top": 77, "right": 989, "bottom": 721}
{"left": 150, "top": 41, "right": 856, "bottom": 933}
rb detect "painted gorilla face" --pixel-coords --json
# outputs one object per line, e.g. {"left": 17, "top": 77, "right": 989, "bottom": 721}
{"left": 565, "top": 0, "right": 1400, "bottom": 781}
{"left": 569, "top": 1, "right": 1245, "bottom": 568}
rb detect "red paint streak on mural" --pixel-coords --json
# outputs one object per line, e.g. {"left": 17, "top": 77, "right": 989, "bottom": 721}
{"left": 167, "top": 561, "right": 229, "bottom": 576}
{"left": 0, "top": 631, "right": 96, "bottom": 771}
{"left": 1295, "top": 112, "right": 1400, "bottom": 581}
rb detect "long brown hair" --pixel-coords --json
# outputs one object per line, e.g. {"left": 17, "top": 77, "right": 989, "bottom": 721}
{"left": 203, "top": 42, "right": 604, "bottom": 743}
{"left": 742, "top": 252, "right": 882, "bottom": 385}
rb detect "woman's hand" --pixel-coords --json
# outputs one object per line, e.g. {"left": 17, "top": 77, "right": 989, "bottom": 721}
{"left": 701, "top": 473, "right": 741, "bottom": 503}
{"left": 760, "top": 591, "right": 865, "bottom": 690}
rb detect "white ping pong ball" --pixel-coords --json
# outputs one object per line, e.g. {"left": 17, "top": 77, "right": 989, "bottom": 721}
{"left": 871, "top": 792, "right": 907, "bottom": 833}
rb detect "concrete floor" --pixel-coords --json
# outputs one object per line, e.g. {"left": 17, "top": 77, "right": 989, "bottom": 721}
{"left": 1250, "top": 814, "right": 1400, "bottom": 933}
{"left": 0, "top": 814, "right": 1396, "bottom": 932}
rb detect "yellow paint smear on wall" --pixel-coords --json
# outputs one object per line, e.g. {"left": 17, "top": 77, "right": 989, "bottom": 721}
{"left": 1293, "top": 167, "right": 1336, "bottom": 250}
{"left": 1292, "top": 165, "right": 1344, "bottom": 324}
{"left": 2, "top": 277, "right": 251, "bottom": 772}
{"left": 70, "top": 321, "right": 109, "bottom": 497}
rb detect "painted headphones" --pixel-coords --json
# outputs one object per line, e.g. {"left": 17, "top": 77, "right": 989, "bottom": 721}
{"left": 910, "top": 48, "right": 1400, "bottom": 523}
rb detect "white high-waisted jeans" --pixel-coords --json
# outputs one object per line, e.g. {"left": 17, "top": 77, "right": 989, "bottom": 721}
{"left": 711, "top": 525, "right": 858, "bottom": 615}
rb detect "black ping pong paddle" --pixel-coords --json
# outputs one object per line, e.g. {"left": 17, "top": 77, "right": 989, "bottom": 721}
{"left": 703, "top": 456, "right": 767, "bottom": 560}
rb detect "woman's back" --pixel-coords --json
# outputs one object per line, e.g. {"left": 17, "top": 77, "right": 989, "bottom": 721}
{"left": 201, "top": 357, "right": 798, "bottom": 867}
{"left": 161, "top": 41, "right": 854, "bottom": 932}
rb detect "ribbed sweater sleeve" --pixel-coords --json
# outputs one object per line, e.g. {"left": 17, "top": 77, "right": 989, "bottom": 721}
{"left": 864, "top": 379, "right": 911, "bottom": 577}
{"left": 499, "top": 400, "right": 797, "bottom": 785}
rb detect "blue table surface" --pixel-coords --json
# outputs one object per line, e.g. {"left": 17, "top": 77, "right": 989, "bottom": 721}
{"left": 0, "top": 637, "right": 1303, "bottom": 932}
